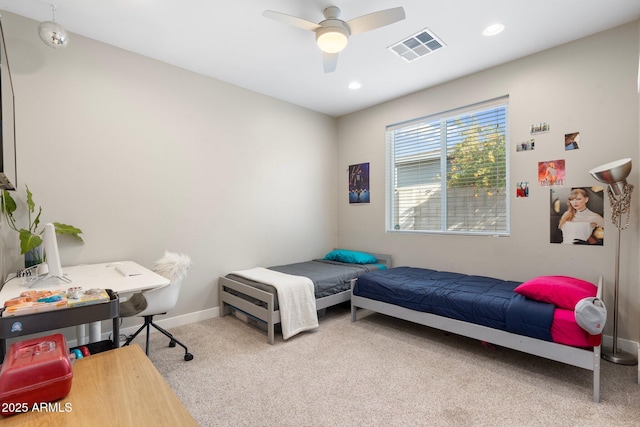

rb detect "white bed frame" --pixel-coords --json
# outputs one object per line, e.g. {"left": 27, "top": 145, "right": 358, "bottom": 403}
{"left": 219, "top": 252, "right": 392, "bottom": 345}
{"left": 351, "top": 276, "right": 603, "bottom": 403}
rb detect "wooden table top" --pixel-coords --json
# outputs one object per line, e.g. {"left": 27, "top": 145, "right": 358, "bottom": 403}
{"left": 1, "top": 344, "right": 198, "bottom": 426}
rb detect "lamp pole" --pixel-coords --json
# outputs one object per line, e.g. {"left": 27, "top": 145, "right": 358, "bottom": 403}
{"left": 601, "top": 197, "right": 637, "bottom": 365}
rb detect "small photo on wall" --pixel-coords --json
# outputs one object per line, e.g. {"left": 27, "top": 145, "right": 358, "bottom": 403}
{"left": 516, "top": 182, "right": 529, "bottom": 197}
{"left": 549, "top": 187, "right": 604, "bottom": 245}
{"left": 349, "top": 162, "right": 370, "bottom": 204}
{"left": 538, "top": 160, "right": 565, "bottom": 187}
{"left": 516, "top": 139, "right": 535, "bottom": 152}
{"left": 564, "top": 132, "right": 580, "bottom": 150}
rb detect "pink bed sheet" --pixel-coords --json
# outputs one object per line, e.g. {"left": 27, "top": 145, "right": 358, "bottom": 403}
{"left": 551, "top": 307, "right": 598, "bottom": 347}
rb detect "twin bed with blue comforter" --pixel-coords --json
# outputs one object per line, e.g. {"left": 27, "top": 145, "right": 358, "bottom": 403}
{"left": 351, "top": 266, "right": 603, "bottom": 402}
{"left": 353, "top": 267, "right": 555, "bottom": 342}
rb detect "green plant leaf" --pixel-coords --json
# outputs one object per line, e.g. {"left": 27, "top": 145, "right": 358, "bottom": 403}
{"left": 18, "top": 229, "right": 43, "bottom": 255}
{"left": 1, "top": 190, "right": 16, "bottom": 215}
{"left": 1, "top": 185, "right": 85, "bottom": 255}
{"left": 1, "top": 190, "right": 20, "bottom": 233}
{"left": 32, "top": 207, "right": 42, "bottom": 234}
{"left": 54, "top": 222, "right": 84, "bottom": 242}
{"left": 25, "top": 185, "right": 42, "bottom": 234}
{"left": 25, "top": 185, "right": 35, "bottom": 214}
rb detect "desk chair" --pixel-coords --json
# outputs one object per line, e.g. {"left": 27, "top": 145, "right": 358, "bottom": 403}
{"left": 120, "top": 252, "right": 193, "bottom": 361}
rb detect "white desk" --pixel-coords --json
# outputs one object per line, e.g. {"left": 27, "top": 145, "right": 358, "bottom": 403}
{"left": 0, "top": 261, "right": 169, "bottom": 344}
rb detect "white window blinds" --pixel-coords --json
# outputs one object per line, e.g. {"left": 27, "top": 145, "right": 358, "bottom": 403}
{"left": 386, "top": 97, "right": 509, "bottom": 235}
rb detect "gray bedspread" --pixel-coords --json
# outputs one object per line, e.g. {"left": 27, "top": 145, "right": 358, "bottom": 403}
{"left": 269, "top": 259, "right": 382, "bottom": 296}
{"left": 224, "top": 259, "right": 384, "bottom": 309}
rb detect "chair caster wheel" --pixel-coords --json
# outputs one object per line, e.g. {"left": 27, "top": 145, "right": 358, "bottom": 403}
{"left": 169, "top": 340, "right": 176, "bottom": 348}
{"left": 184, "top": 353, "right": 194, "bottom": 361}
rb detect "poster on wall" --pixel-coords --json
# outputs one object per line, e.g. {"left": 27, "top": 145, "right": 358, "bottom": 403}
{"left": 538, "top": 160, "right": 565, "bottom": 187}
{"left": 549, "top": 187, "right": 604, "bottom": 245}
{"left": 349, "top": 162, "right": 370, "bottom": 204}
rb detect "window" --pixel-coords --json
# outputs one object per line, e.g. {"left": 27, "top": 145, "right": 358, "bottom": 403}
{"left": 386, "top": 97, "right": 509, "bottom": 235}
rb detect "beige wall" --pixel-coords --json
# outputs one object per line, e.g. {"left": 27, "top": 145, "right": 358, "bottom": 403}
{"left": 0, "top": 11, "right": 338, "bottom": 335}
{"left": 337, "top": 21, "right": 640, "bottom": 348}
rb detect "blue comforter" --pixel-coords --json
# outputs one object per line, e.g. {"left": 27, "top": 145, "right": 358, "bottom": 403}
{"left": 353, "top": 267, "right": 555, "bottom": 341}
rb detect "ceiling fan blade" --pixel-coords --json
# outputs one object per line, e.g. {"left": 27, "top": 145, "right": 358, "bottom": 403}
{"left": 347, "top": 7, "right": 406, "bottom": 35}
{"left": 262, "top": 10, "right": 320, "bottom": 32}
{"left": 322, "top": 52, "right": 339, "bottom": 73}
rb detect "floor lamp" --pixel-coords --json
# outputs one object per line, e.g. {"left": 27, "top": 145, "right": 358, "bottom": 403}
{"left": 589, "top": 158, "right": 637, "bottom": 365}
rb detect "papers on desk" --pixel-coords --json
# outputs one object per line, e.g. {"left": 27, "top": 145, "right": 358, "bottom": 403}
{"left": 67, "top": 289, "right": 110, "bottom": 308}
{"left": 2, "top": 288, "right": 110, "bottom": 317}
{"left": 114, "top": 263, "right": 142, "bottom": 277}
{"left": 3, "top": 290, "right": 67, "bottom": 317}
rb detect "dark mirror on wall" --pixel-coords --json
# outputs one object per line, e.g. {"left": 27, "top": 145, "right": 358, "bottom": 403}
{"left": 0, "top": 14, "right": 17, "bottom": 190}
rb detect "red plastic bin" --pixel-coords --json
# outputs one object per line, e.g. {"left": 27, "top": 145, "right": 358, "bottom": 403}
{"left": 0, "top": 333, "right": 73, "bottom": 416}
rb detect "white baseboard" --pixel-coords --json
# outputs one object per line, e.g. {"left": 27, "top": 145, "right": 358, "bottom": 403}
{"left": 601, "top": 334, "right": 639, "bottom": 358}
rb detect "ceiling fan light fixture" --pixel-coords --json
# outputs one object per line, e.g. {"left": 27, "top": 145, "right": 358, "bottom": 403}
{"left": 263, "top": 6, "right": 404, "bottom": 73}
{"left": 316, "top": 26, "right": 349, "bottom": 53}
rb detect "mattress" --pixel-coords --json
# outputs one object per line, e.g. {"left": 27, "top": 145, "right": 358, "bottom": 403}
{"left": 353, "top": 267, "right": 556, "bottom": 342}
{"left": 225, "top": 259, "right": 385, "bottom": 309}
{"left": 550, "top": 308, "right": 592, "bottom": 347}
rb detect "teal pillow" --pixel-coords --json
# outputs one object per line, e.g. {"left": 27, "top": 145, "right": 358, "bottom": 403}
{"left": 324, "top": 249, "right": 378, "bottom": 264}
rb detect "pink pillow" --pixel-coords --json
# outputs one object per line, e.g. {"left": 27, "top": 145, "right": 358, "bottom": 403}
{"left": 514, "top": 276, "right": 597, "bottom": 309}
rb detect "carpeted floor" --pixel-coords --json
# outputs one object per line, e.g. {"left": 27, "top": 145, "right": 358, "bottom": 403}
{"left": 144, "top": 304, "right": 640, "bottom": 426}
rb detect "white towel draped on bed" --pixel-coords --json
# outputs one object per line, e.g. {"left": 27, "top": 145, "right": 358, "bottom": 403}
{"left": 230, "top": 267, "right": 319, "bottom": 340}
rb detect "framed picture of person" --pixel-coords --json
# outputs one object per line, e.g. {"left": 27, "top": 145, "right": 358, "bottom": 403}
{"left": 550, "top": 186, "right": 604, "bottom": 245}
{"left": 538, "top": 160, "right": 565, "bottom": 187}
{"left": 349, "top": 162, "right": 370, "bottom": 204}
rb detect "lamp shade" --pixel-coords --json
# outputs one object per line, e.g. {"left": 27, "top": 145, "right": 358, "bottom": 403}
{"left": 589, "top": 158, "right": 632, "bottom": 196}
{"left": 316, "top": 26, "right": 349, "bottom": 53}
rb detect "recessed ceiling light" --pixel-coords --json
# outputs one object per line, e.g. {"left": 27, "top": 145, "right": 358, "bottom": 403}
{"left": 348, "top": 81, "right": 362, "bottom": 90}
{"left": 482, "top": 23, "right": 505, "bottom": 37}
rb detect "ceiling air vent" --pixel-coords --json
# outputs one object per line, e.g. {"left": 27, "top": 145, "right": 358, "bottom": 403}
{"left": 388, "top": 28, "right": 445, "bottom": 62}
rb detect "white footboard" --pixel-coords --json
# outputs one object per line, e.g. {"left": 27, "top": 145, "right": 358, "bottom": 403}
{"left": 219, "top": 276, "right": 279, "bottom": 344}
{"left": 219, "top": 276, "right": 353, "bottom": 345}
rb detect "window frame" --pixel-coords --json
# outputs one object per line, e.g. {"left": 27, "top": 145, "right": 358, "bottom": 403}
{"left": 385, "top": 96, "right": 510, "bottom": 236}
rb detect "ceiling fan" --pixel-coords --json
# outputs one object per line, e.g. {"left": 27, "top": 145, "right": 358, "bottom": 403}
{"left": 262, "top": 6, "right": 406, "bottom": 73}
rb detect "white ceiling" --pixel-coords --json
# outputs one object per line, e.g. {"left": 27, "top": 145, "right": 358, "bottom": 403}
{"left": 1, "top": 0, "right": 639, "bottom": 117}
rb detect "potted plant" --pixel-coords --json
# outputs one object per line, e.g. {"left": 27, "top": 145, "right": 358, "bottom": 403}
{"left": 1, "top": 185, "right": 83, "bottom": 267}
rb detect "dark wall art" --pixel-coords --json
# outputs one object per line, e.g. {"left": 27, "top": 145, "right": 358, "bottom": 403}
{"left": 349, "top": 162, "right": 370, "bottom": 204}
